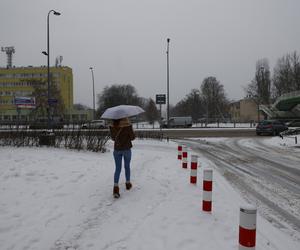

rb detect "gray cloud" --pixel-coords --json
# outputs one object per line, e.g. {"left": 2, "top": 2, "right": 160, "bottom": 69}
{"left": 1, "top": 0, "right": 300, "bottom": 107}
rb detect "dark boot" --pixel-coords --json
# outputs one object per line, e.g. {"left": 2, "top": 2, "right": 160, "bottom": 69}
{"left": 113, "top": 185, "right": 120, "bottom": 198}
{"left": 125, "top": 182, "right": 132, "bottom": 190}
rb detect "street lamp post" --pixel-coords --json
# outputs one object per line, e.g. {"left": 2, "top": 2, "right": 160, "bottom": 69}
{"left": 256, "top": 95, "right": 260, "bottom": 123}
{"left": 42, "top": 9, "right": 61, "bottom": 129}
{"left": 257, "top": 66, "right": 264, "bottom": 122}
{"left": 89, "top": 67, "right": 96, "bottom": 120}
{"left": 166, "top": 38, "right": 170, "bottom": 128}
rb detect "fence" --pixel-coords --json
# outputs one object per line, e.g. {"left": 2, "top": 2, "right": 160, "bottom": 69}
{"left": 0, "top": 125, "right": 164, "bottom": 151}
{"left": 134, "top": 121, "right": 257, "bottom": 129}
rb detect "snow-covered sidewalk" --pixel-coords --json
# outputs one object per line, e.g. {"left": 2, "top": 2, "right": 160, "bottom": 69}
{"left": 0, "top": 139, "right": 299, "bottom": 250}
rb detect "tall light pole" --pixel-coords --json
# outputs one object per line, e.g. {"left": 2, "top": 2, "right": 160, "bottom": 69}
{"left": 42, "top": 9, "right": 61, "bottom": 129}
{"left": 89, "top": 67, "right": 96, "bottom": 120}
{"left": 257, "top": 66, "right": 264, "bottom": 122}
{"left": 166, "top": 38, "right": 170, "bottom": 128}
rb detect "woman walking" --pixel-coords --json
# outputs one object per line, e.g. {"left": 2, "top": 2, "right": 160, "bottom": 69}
{"left": 109, "top": 117, "right": 135, "bottom": 198}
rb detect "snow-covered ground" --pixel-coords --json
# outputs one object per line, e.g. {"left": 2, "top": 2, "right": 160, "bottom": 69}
{"left": 258, "top": 134, "right": 300, "bottom": 149}
{"left": 0, "top": 138, "right": 299, "bottom": 250}
{"left": 134, "top": 121, "right": 255, "bottom": 129}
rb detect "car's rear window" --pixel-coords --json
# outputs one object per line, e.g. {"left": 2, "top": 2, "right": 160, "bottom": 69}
{"left": 260, "top": 121, "right": 272, "bottom": 125}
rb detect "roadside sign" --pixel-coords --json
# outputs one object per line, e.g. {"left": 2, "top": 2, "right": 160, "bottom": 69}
{"left": 156, "top": 94, "right": 166, "bottom": 104}
{"left": 48, "top": 98, "right": 58, "bottom": 105}
{"left": 15, "top": 97, "right": 36, "bottom": 109}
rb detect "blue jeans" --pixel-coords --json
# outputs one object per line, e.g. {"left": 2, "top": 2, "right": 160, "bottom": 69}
{"left": 113, "top": 149, "right": 132, "bottom": 184}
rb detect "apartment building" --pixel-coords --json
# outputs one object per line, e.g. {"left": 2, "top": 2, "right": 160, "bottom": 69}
{"left": 0, "top": 66, "right": 73, "bottom": 121}
{"left": 229, "top": 98, "right": 263, "bottom": 122}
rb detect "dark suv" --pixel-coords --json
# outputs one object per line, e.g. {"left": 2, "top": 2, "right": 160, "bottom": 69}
{"left": 256, "top": 120, "right": 288, "bottom": 136}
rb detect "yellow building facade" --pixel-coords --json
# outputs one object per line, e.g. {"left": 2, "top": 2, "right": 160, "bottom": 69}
{"left": 0, "top": 66, "right": 73, "bottom": 121}
{"left": 229, "top": 98, "right": 264, "bottom": 122}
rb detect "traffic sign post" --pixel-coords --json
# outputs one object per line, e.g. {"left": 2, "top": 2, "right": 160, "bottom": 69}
{"left": 156, "top": 94, "right": 166, "bottom": 105}
{"left": 48, "top": 98, "right": 58, "bottom": 105}
{"left": 156, "top": 94, "right": 166, "bottom": 129}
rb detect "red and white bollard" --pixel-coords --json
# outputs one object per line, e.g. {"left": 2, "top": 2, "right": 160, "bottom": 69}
{"left": 202, "top": 169, "right": 213, "bottom": 212}
{"left": 239, "top": 205, "right": 257, "bottom": 250}
{"left": 190, "top": 155, "right": 198, "bottom": 184}
{"left": 177, "top": 144, "right": 182, "bottom": 160}
{"left": 182, "top": 145, "right": 188, "bottom": 168}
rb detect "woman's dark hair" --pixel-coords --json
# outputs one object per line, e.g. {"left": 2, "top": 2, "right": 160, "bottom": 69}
{"left": 113, "top": 119, "right": 121, "bottom": 126}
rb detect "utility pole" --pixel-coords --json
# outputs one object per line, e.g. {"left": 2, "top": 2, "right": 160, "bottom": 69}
{"left": 42, "top": 10, "right": 61, "bottom": 129}
{"left": 89, "top": 67, "right": 96, "bottom": 120}
{"left": 166, "top": 38, "right": 170, "bottom": 128}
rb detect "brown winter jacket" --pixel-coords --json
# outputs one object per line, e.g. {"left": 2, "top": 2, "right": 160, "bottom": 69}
{"left": 110, "top": 124, "right": 135, "bottom": 150}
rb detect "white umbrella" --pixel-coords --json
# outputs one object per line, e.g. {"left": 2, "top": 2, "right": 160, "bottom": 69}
{"left": 100, "top": 105, "right": 145, "bottom": 120}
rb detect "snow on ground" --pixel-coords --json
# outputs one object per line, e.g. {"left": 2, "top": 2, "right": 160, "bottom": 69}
{"left": 192, "top": 135, "right": 300, "bottom": 151}
{"left": 0, "top": 139, "right": 299, "bottom": 250}
{"left": 133, "top": 121, "right": 255, "bottom": 129}
{"left": 263, "top": 135, "right": 300, "bottom": 149}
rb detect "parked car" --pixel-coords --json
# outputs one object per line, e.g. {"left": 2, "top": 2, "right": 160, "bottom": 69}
{"left": 81, "top": 120, "right": 107, "bottom": 129}
{"left": 160, "top": 116, "right": 193, "bottom": 128}
{"left": 256, "top": 120, "right": 288, "bottom": 136}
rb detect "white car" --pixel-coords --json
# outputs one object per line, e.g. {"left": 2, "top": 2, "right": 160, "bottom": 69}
{"left": 81, "top": 120, "right": 107, "bottom": 129}
{"left": 160, "top": 116, "right": 193, "bottom": 128}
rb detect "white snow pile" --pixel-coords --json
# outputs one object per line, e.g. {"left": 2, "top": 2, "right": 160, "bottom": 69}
{"left": 0, "top": 139, "right": 299, "bottom": 250}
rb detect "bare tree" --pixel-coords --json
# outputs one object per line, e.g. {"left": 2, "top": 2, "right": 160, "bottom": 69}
{"left": 200, "top": 77, "right": 228, "bottom": 120}
{"left": 291, "top": 51, "right": 300, "bottom": 91}
{"left": 73, "top": 103, "right": 90, "bottom": 110}
{"left": 144, "top": 98, "right": 159, "bottom": 124}
{"left": 245, "top": 58, "right": 271, "bottom": 104}
{"left": 172, "top": 89, "right": 203, "bottom": 122}
{"left": 97, "top": 84, "right": 142, "bottom": 115}
{"left": 29, "top": 78, "right": 64, "bottom": 119}
{"left": 273, "top": 51, "right": 300, "bottom": 98}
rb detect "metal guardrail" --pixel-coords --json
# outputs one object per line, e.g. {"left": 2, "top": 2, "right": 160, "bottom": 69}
{"left": 0, "top": 121, "right": 259, "bottom": 130}
{"left": 280, "top": 128, "right": 300, "bottom": 137}
{"left": 0, "top": 121, "right": 87, "bottom": 130}
{"left": 259, "top": 104, "right": 275, "bottom": 117}
{"left": 273, "top": 90, "right": 300, "bottom": 109}
{"left": 276, "top": 90, "right": 300, "bottom": 102}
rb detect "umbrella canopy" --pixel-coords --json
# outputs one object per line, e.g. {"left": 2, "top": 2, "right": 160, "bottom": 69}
{"left": 100, "top": 105, "right": 145, "bottom": 120}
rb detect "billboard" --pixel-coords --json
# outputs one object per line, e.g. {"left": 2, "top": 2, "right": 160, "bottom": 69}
{"left": 15, "top": 97, "right": 36, "bottom": 109}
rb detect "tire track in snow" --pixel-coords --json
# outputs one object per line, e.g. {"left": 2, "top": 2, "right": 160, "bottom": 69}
{"left": 212, "top": 140, "right": 300, "bottom": 194}
{"left": 233, "top": 139, "right": 300, "bottom": 182}
{"left": 255, "top": 138, "right": 300, "bottom": 161}
{"left": 183, "top": 139, "right": 300, "bottom": 237}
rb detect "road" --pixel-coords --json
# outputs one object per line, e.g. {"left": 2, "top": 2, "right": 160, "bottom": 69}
{"left": 137, "top": 127, "right": 256, "bottom": 138}
{"left": 179, "top": 137, "right": 300, "bottom": 239}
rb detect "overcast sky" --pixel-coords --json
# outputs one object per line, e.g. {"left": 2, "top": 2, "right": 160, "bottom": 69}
{"left": 1, "top": 0, "right": 300, "bottom": 107}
